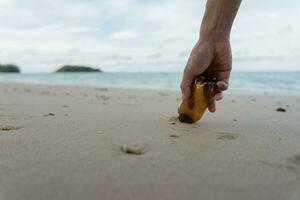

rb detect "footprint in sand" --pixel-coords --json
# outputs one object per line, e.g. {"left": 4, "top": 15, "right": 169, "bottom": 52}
{"left": 216, "top": 132, "right": 237, "bottom": 140}
{"left": 165, "top": 116, "right": 195, "bottom": 133}
{"left": 94, "top": 87, "right": 108, "bottom": 92}
{"left": 44, "top": 113, "right": 55, "bottom": 117}
{"left": 122, "top": 103, "right": 137, "bottom": 107}
{"left": 166, "top": 115, "right": 198, "bottom": 128}
{"left": 158, "top": 92, "right": 169, "bottom": 96}
{"left": 39, "top": 91, "right": 51, "bottom": 95}
{"left": 99, "top": 95, "right": 109, "bottom": 101}
{"left": 166, "top": 116, "right": 178, "bottom": 124}
{"left": 258, "top": 160, "right": 298, "bottom": 173}
{"left": 286, "top": 154, "right": 300, "bottom": 165}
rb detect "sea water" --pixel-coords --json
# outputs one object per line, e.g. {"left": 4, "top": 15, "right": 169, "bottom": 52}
{"left": 0, "top": 71, "right": 299, "bottom": 95}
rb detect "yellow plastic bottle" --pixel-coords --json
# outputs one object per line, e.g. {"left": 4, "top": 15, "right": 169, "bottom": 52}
{"left": 178, "top": 76, "right": 216, "bottom": 123}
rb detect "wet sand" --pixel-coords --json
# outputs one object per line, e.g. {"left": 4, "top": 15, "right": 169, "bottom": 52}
{"left": 0, "top": 83, "right": 300, "bottom": 200}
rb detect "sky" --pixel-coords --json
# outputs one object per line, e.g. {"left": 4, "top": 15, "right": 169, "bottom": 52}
{"left": 0, "top": 0, "right": 299, "bottom": 73}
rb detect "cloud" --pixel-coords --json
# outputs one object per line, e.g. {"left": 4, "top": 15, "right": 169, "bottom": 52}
{"left": 0, "top": 0, "right": 299, "bottom": 72}
{"left": 109, "top": 30, "right": 138, "bottom": 40}
{"left": 147, "top": 53, "right": 162, "bottom": 60}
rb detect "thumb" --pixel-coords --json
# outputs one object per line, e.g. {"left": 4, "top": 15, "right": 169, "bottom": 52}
{"left": 180, "top": 68, "right": 195, "bottom": 100}
{"left": 180, "top": 45, "right": 212, "bottom": 100}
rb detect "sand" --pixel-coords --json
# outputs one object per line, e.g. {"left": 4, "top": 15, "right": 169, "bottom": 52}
{"left": 0, "top": 83, "right": 300, "bottom": 200}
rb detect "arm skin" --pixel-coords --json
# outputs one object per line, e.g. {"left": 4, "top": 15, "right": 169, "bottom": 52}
{"left": 180, "top": 0, "right": 241, "bottom": 112}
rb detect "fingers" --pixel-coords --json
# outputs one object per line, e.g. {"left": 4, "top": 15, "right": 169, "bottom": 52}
{"left": 209, "top": 80, "right": 228, "bottom": 112}
{"left": 180, "top": 68, "right": 195, "bottom": 100}
{"left": 180, "top": 46, "right": 213, "bottom": 100}
{"left": 211, "top": 80, "right": 228, "bottom": 100}
{"left": 216, "top": 81, "right": 228, "bottom": 91}
{"left": 212, "top": 92, "right": 223, "bottom": 101}
{"left": 207, "top": 100, "right": 216, "bottom": 113}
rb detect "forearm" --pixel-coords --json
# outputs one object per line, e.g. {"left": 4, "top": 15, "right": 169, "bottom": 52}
{"left": 200, "top": 0, "right": 241, "bottom": 41}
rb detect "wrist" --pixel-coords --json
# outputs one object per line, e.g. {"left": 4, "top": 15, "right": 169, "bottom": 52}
{"left": 199, "top": 0, "right": 239, "bottom": 43}
{"left": 200, "top": 25, "right": 231, "bottom": 43}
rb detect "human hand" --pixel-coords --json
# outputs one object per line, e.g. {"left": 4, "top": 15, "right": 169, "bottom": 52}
{"left": 180, "top": 39, "right": 232, "bottom": 112}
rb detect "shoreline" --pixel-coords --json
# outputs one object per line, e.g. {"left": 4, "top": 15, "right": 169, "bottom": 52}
{"left": 0, "top": 81, "right": 299, "bottom": 97}
{"left": 1, "top": 71, "right": 300, "bottom": 96}
{"left": 0, "top": 83, "right": 299, "bottom": 200}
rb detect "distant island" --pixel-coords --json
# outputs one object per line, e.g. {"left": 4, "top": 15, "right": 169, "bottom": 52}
{"left": 0, "top": 64, "right": 20, "bottom": 73}
{"left": 56, "top": 65, "right": 102, "bottom": 73}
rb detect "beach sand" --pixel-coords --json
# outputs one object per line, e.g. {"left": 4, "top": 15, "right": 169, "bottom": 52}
{"left": 0, "top": 83, "right": 300, "bottom": 200}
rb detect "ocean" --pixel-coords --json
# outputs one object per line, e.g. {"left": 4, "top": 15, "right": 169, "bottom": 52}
{"left": 0, "top": 71, "right": 300, "bottom": 95}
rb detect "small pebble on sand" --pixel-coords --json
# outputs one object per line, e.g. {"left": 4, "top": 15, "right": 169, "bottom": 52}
{"left": 276, "top": 107, "right": 286, "bottom": 112}
{"left": 120, "top": 145, "right": 145, "bottom": 155}
{"left": 169, "top": 134, "right": 179, "bottom": 138}
{"left": 0, "top": 125, "right": 23, "bottom": 131}
{"left": 44, "top": 113, "right": 56, "bottom": 116}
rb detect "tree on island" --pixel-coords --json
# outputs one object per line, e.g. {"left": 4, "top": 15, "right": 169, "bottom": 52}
{"left": 0, "top": 64, "right": 20, "bottom": 73}
{"left": 56, "top": 65, "right": 102, "bottom": 73}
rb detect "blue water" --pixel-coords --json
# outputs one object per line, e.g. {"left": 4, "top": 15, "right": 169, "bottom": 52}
{"left": 0, "top": 72, "right": 300, "bottom": 95}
